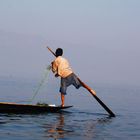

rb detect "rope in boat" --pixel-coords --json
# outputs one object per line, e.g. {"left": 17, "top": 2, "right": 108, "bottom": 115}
{"left": 29, "top": 65, "right": 51, "bottom": 104}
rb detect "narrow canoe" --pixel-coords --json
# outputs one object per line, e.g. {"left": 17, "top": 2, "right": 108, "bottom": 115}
{"left": 0, "top": 102, "right": 72, "bottom": 114}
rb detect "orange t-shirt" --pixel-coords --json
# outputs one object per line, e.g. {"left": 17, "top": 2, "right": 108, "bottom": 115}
{"left": 52, "top": 56, "right": 73, "bottom": 78}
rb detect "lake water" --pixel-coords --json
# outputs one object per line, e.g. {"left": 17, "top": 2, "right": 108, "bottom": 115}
{"left": 0, "top": 77, "right": 140, "bottom": 140}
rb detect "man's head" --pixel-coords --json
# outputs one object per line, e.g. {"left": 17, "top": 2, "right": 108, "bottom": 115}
{"left": 55, "top": 48, "right": 63, "bottom": 57}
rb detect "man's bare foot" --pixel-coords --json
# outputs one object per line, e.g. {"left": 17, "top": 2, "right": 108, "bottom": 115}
{"left": 91, "top": 89, "right": 96, "bottom": 96}
{"left": 61, "top": 104, "right": 64, "bottom": 107}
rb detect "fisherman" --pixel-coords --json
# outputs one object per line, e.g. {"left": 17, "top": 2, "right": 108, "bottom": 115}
{"left": 48, "top": 47, "right": 114, "bottom": 117}
{"left": 51, "top": 48, "right": 82, "bottom": 107}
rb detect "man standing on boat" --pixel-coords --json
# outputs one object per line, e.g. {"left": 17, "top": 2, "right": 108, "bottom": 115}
{"left": 48, "top": 47, "right": 114, "bottom": 117}
{"left": 51, "top": 48, "right": 82, "bottom": 107}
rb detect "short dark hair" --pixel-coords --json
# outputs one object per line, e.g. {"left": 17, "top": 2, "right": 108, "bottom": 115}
{"left": 55, "top": 48, "right": 63, "bottom": 57}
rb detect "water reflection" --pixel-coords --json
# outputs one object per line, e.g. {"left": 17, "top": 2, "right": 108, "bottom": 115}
{"left": 0, "top": 112, "right": 114, "bottom": 140}
{"left": 43, "top": 113, "right": 72, "bottom": 139}
{"left": 43, "top": 112, "right": 113, "bottom": 139}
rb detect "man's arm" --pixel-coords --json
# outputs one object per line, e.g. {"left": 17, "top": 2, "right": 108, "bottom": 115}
{"left": 51, "top": 61, "right": 59, "bottom": 77}
{"left": 51, "top": 61, "right": 56, "bottom": 73}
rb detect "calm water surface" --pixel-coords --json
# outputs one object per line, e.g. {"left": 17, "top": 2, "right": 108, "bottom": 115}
{"left": 0, "top": 78, "right": 140, "bottom": 140}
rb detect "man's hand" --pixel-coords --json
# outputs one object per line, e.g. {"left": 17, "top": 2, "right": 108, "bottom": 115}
{"left": 55, "top": 74, "right": 59, "bottom": 77}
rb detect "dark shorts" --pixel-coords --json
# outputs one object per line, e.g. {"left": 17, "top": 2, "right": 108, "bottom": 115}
{"left": 60, "top": 73, "right": 81, "bottom": 95}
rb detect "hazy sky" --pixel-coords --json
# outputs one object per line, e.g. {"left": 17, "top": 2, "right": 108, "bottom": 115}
{"left": 0, "top": 0, "right": 140, "bottom": 86}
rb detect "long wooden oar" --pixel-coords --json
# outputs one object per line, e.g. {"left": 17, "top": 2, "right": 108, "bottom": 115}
{"left": 47, "top": 47, "right": 115, "bottom": 117}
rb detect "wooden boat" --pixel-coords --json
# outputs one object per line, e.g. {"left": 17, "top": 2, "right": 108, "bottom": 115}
{"left": 0, "top": 102, "right": 72, "bottom": 114}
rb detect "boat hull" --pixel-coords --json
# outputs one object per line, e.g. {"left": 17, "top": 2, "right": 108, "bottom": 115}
{"left": 0, "top": 102, "right": 72, "bottom": 114}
